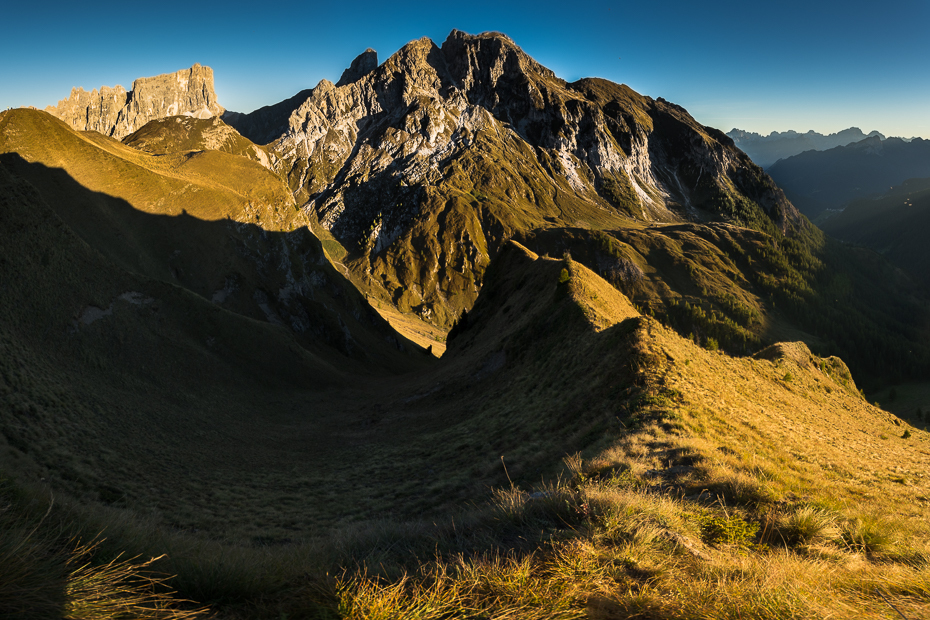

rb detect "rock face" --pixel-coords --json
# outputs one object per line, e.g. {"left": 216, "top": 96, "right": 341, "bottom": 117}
{"left": 336, "top": 49, "right": 378, "bottom": 86}
{"left": 46, "top": 64, "right": 224, "bottom": 140}
{"left": 222, "top": 30, "right": 801, "bottom": 326}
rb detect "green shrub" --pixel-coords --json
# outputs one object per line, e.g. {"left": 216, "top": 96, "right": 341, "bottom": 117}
{"left": 700, "top": 514, "right": 759, "bottom": 547}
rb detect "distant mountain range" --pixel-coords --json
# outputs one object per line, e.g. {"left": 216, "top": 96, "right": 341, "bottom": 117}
{"left": 727, "top": 127, "right": 886, "bottom": 168}
{"left": 766, "top": 136, "right": 930, "bottom": 219}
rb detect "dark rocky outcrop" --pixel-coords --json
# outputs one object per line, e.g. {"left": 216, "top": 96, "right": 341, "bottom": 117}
{"left": 336, "top": 49, "right": 379, "bottom": 87}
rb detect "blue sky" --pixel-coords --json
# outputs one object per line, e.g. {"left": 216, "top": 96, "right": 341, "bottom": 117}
{"left": 2, "top": 0, "right": 928, "bottom": 138}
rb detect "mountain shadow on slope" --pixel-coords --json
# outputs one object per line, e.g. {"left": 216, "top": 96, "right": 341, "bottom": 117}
{"left": 0, "top": 161, "right": 658, "bottom": 538}
{"left": 0, "top": 153, "right": 429, "bottom": 371}
{"left": 0, "top": 158, "right": 472, "bottom": 538}
{"left": 822, "top": 177, "right": 930, "bottom": 291}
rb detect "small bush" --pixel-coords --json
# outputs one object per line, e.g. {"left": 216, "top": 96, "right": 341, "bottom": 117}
{"left": 700, "top": 514, "right": 759, "bottom": 547}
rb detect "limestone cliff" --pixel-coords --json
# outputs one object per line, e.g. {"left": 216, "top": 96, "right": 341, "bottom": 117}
{"left": 46, "top": 64, "right": 224, "bottom": 140}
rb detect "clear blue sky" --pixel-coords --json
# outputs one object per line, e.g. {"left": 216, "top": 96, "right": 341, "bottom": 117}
{"left": 2, "top": 0, "right": 928, "bottom": 138}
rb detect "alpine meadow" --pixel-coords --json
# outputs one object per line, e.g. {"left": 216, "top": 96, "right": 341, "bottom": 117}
{"left": 1, "top": 30, "right": 929, "bottom": 620}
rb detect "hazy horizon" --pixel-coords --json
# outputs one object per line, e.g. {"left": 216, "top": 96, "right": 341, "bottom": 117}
{"left": 3, "top": 0, "right": 927, "bottom": 139}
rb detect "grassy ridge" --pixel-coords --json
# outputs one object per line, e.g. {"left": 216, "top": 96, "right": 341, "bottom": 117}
{"left": 122, "top": 116, "right": 274, "bottom": 168}
{"left": 516, "top": 222, "right": 930, "bottom": 387}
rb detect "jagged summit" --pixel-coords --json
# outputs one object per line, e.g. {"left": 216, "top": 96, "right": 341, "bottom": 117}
{"left": 336, "top": 48, "right": 379, "bottom": 86}
{"left": 46, "top": 64, "right": 224, "bottom": 140}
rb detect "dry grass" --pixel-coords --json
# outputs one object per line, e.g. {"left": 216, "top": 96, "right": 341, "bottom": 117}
{"left": 0, "top": 491, "right": 206, "bottom": 620}
{"left": 64, "top": 541, "right": 206, "bottom": 620}
{"left": 323, "top": 456, "right": 930, "bottom": 620}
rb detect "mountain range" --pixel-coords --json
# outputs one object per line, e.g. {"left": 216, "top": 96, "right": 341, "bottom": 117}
{"left": 2, "top": 30, "right": 929, "bottom": 619}
{"left": 726, "top": 127, "right": 886, "bottom": 169}
{"left": 767, "top": 135, "right": 930, "bottom": 219}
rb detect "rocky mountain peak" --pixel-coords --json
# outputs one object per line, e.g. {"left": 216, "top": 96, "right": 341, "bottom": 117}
{"left": 209, "top": 31, "right": 804, "bottom": 327}
{"left": 336, "top": 48, "right": 379, "bottom": 87}
{"left": 441, "top": 29, "right": 560, "bottom": 101}
{"left": 46, "top": 64, "right": 224, "bottom": 140}
{"left": 372, "top": 37, "right": 457, "bottom": 103}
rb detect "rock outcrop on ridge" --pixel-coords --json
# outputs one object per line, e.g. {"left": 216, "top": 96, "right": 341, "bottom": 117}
{"left": 46, "top": 64, "right": 224, "bottom": 140}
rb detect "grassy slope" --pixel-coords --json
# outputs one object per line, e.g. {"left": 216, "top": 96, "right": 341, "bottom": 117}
{"left": 290, "top": 245, "right": 930, "bottom": 619}
{"left": 0, "top": 158, "right": 351, "bottom": 534}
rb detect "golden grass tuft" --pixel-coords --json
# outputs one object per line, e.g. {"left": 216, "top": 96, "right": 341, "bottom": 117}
{"left": 0, "top": 494, "right": 205, "bottom": 620}
{"left": 64, "top": 541, "right": 206, "bottom": 620}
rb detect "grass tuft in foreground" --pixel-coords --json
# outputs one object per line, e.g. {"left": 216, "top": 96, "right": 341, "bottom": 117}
{"left": 0, "top": 489, "right": 206, "bottom": 620}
